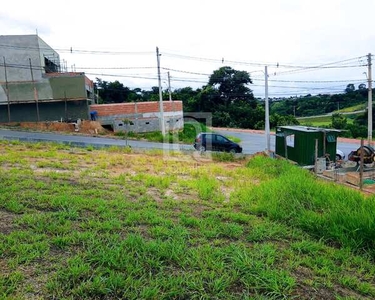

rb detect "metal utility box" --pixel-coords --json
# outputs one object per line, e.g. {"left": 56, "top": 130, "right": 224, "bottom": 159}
{"left": 275, "top": 126, "right": 340, "bottom": 166}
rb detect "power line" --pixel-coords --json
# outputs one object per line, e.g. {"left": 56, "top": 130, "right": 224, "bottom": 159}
{"left": 0, "top": 43, "right": 367, "bottom": 70}
{"left": 252, "top": 83, "right": 350, "bottom": 90}
{"left": 0, "top": 44, "right": 153, "bottom": 55}
{"left": 158, "top": 66, "right": 368, "bottom": 85}
{"left": 1, "top": 59, "right": 372, "bottom": 97}
{"left": 161, "top": 67, "right": 210, "bottom": 76}
{"left": 273, "top": 56, "right": 367, "bottom": 76}
{"left": 259, "top": 78, "right": 366, "bottom": 83}
{"left": 75, "top": 66, "right": 155, "bottom": 70}
{"left": 162, "top": 51, "right": 367, "bottom": 69}
{"left": 2, "top": 62, "right": 372, "bottom": 86}
{"left": 85, "top": 72, "right": 158, "bottom": 80}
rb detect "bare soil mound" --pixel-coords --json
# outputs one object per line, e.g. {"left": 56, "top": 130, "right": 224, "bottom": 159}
{"left": 4, "top": 120, "right": 110, "bottom": 135}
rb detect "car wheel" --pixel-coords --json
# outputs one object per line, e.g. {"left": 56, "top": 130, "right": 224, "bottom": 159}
{"left": 198, "top": 145, "right": 206, "bottom": 152}
{"left": 336, "top": 154, "right": 342, "bottom": 160}
{"left": 229, "top": 148, "right": 237, "bottom": 154}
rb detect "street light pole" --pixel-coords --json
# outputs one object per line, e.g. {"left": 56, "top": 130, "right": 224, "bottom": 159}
{"left": 265, "top": 66, "right": 270, "bottom": 154}
{"left": 156, "top": 47, "right": 166, "bottom": 135}
{"left": 167, "top": 71, "right": 172, "bottom": 101}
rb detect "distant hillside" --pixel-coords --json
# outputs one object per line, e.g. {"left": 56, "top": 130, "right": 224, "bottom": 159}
{"left": 270, "top": 87, "right": 370, "bottom": 117}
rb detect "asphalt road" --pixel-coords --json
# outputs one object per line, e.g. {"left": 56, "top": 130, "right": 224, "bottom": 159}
{"left": 214, "top": 129, "right": 272, "bottom": 155}
{"left": 0, "top": 128, "right": 360, "bottom": 158}
{"left": 214, "top": 129, "right": 360, "bottom": 158}
{"left": 0, "top": 129, "right": 193, "bottom": 152}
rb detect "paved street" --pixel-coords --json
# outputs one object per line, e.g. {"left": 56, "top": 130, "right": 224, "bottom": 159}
{"left": 214, "top": 128, "right": 360, "bottom": 158}
{"left": 0, "top": 128, "right": 361, "bottom": 159}
{"left": 0, "top": 129, "right": 193, "bottom": 152}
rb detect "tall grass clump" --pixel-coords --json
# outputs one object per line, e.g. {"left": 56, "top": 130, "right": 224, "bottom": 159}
{"left": 193, "top": 175, "right": 220, "bottom": 201}
{"left": 242, "top": 156, "right": 375, "bottom": 255}
{"left": 212, "top": 152, "right": 236, "bottom": 162}
{"left": 246, "top": 155, "right": 295, "bottom": 179}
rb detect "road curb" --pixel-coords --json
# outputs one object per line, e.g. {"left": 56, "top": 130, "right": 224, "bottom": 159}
{"left": 0, "top": 134, "right": 195, "bottom": 153}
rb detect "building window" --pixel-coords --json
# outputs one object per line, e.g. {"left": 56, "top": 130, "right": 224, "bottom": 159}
{"left": 44, "top": 56, "right": 59, "bottom": 73}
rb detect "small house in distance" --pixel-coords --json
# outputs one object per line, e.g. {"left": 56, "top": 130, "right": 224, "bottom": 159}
{"left": 275, "top": 126, "right": 341, "bottom": 166}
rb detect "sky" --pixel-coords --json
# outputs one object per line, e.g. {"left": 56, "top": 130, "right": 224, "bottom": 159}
{"left": 1, "top": 0, "right": 375, "bottom": 98}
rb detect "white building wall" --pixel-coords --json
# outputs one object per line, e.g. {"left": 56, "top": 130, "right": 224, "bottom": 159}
{"left": 0, "top": 35, "right": 44, "bottom": 82}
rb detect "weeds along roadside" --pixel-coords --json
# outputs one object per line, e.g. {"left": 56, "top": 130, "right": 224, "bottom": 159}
{"left": 234, "top": 156, "right": 375, "bottom": 256}
{"left": 0, "top": 140, "right": 375, "bottom": 298}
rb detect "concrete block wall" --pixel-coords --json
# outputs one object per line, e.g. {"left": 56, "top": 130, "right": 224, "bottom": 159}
{"left": 90, "top": 101, "right": 184, "bottom": 133}
{"left": 91, "top": 101, "right": 182, "bottom": 116}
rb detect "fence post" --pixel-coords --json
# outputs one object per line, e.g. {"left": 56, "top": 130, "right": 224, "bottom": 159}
{"left": 360, "top": 139, "right": 364, "bottom": 190}
{"left": 284, "top": 135, "right": 288, "bottom": 160}
{"left": 314, "top": 139, "right": 318, "bottom": 174}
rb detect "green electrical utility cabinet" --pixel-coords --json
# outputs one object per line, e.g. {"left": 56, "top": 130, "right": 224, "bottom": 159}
{"left": 275, "top": 126, "right": 340, "bottom": 166}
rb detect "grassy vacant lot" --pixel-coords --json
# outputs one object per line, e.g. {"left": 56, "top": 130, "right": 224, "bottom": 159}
{"left": 298, "top": 112, "right": 363, "bottom": 127}
{"left": 298, "top": 115, "right": 356, "bottom": 127}
{"left": 335, "top": 104, "right": 366, "bottom": 113}
{"left": 1, "top": 141, "right": 375, "bottom": 299}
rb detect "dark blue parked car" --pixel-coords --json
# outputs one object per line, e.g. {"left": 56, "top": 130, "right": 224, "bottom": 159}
{"left": 194, "top": 133, "right": 242, "bottom": 153}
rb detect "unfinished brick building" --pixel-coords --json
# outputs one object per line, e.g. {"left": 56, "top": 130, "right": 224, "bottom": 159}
{"left": 90, "top": 101, "right": 184, "bottom": 133}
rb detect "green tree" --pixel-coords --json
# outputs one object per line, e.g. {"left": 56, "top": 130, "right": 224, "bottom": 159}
{"left": 358, "top": 83, "right": 367, "bottom": 90}
{"left": 140, "top": 87, "right": 159, "bottom": 101}
{"left": 270, "top": 113, "right": 299, "bottom": 128}
{"left": 196, "top": 85, "right": 221, "bottom": 112}
{"left": 331, "top": 113, "right": 347, "bottom": 129}
{"left": 173, "top": 87, "right": 201, "bottom": 111}
{"left": 208, "top": 66, "right": 255, "bottom": 108}
{"left": 95, "top": 78, "right": 131, "bottom": 103}
{"left": 345, "top": 83, "right": 355, "bottom": 93}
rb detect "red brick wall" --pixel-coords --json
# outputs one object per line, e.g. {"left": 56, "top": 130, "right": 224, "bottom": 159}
{"left": 90, "top": 101, "right": 182, "bottom": 117}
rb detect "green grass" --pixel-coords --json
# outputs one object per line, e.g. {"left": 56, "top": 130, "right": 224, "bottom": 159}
{"left": 1, "top": 141, "right": 375, "bottom": 299}
{"left": 241, "top": 156, "right": 375, "bottom": 252}
{"left": 334, "top": 103, "right": 366, "bottom": 113}
{"left": 298, "top": 115, "right": 357, "bottom": 127}
{"left": 226, "top": 135, "right": 241, "bottom": 143}
{"left": 298, "top": 115, "right": 332, "bottom": 127}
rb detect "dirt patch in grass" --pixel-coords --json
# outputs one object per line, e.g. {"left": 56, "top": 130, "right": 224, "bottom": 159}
{"left": 0, "top": 210, "right": 18, "bottom": 235}
{"left": 291, "top": 267, "right": 325, "bottom": 298}
{"left": 5, "top": 120, "right": 109, "bottom": 135}
{"left": 291, "top": 266, "right": 367, "bottom": 299}
{"left": 165, "top": 189, "right": 179, "bottom": 200}
{"left": 146, "top": 187, "right": 164, "bottom": 203}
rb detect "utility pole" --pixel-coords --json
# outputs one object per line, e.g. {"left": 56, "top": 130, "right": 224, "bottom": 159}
{"left": 156, "top": 47, "right": 165, "bottom": 135}
{"left": 29, "top": 58, "right": 40, "bottom": 122}
{"left": 167, "top": 71, "right": 172, "bottom": 101}
{"left": 3, "top": 57, "right": 11, "bottom": 122}
{"left": 265, "top": 66, "right": 270, "bottom": 154}
{"left": 367, "top": 53, "right": 372, "bottom": 146}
